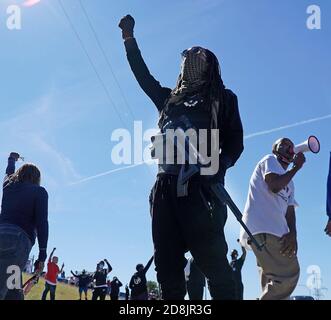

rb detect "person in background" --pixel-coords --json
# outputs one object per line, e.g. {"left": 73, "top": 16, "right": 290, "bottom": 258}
{"left": 92, "top": 259, "right": 112, "bottom": 300}
{"left": 107, "top": 279, "right": 112, "bottom": 299}
{"left": 240, "top": 138, "right": 305, "bottom": 300}
{"left": 125, "top": 284, "right": 130, "bottom": 300}
{"left": 41, "top": 248, "right": 64, "bottom": 300}
{"left": 129, "top": 256, "right": 154, "bottom": 300}
{"left": 0, "top": 152, "right": 48, "bottom": 300}
{"left": 110, "top": 276, "right": 123, "bottom": 300}
{"left": 71, "top": 269, "right": 92, "bottom": 300}
{"left": 229, "top": 243, "right": 246, "bottom": 300}
{"left": 185, "top": 257, "right": 206, "bottom": 300}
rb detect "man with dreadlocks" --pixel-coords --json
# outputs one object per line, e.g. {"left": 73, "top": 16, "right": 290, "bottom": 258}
{"left": 119, "top": 15, "right": 244, "bottom": 300}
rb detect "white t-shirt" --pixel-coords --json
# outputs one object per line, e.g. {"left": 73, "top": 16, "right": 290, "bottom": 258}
{"left": 240, "top": 154, "right": 298, "bottom": 249}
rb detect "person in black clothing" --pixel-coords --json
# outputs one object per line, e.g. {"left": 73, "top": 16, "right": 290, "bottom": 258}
{"left": 0, "top": 152, "right": 48, "bottom": 300}
{"left": 119, "top": 15, "right": 244, "bottom": 300}
{"left": 71, "top": 269, "right": 92, "bottom": 300}
{"left": 125, "top": 284, "right": 130, "bottom": 300}
{"left": 186, "top": 258, "right": 206, "bottom": 300}
{"left": 92, "top": 259, "right": 112, "bottom": 300}
{"left": 229, "top": 245, "right": 246, "bottom": 300}
{"left": 129, "top": 256, "right": 154, "bottom": 300}
{"left": 110, "top": 276, "right": 123, "bottom": 300}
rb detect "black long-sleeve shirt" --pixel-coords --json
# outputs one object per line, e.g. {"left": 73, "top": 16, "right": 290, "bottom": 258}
{"left": 93, "top": 261, "right": 112, "bottom": 287}
{"left": 0, "top": 157, "right": 49, "bottom": 261}
{"left": 124, "top": 38, "right": 244, "bottom": 170}
{"left": 129, "top": 256, "right": 154, "bottom": 297}
{"left": 110, "top": 279, "right": 123, "bottom": 295}
{"left": 71, "top": 271, "right": 92, "bottom": 288}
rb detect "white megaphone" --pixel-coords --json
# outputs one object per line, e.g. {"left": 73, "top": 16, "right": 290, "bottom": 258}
{"left": 294, "top": 136, "right": 320, "bottom": 154}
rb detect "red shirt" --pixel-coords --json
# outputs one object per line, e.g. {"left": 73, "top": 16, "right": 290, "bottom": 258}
{"left": 45, "top": 262, "right": 60, "bottom": 285}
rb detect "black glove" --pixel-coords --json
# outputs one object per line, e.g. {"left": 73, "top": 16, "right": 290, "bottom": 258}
{"left": 118, "top": 14, "right": 135, "bottom": 39}
{"left": 9, "top": 152, "right": 20, "bottom": 161}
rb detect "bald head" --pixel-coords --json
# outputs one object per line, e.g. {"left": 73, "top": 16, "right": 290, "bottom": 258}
{"left": 272, "top": 138, "right": 295, "bottom": 164}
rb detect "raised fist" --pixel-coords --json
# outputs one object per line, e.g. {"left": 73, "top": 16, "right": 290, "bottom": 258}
{"left": 293, "top": 152, "right": 306, "bottom": 170}
{"left": 9, "top": 152, "right": 20, "bottom": 161}
{"left": 118, "top": 14, "right": 135, "bottom": 39}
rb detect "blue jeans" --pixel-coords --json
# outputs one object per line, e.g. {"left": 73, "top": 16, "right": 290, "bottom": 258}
{"left": 0, "top": 224, "right": 32, "bottom": 300}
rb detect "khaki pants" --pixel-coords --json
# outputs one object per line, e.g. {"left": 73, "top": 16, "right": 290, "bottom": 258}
{"left": 252, "top": 233, "right": 300, "bottom": 300}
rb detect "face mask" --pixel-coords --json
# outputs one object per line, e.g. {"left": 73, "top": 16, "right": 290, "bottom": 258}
{"left": 180, "top": 47, "right": 209, "bottom": 84}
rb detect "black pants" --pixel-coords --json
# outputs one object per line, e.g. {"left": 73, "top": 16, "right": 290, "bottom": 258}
{"left": 41, "top": 282, "right": 56, "bottom": 300}
{"left": 111, "top": 293, "right": 119, "bottom": 300}
{"left": 92, "top": 287, "right": 107, "bottom": 300}
{"left": 187, "top": 282, "right": 204, "bottom": 300}
{"left": 234, "top": 281, "right": 244, "bottom": 300}
{"left": 150, "top": 175, "right": 235, "bottom": 300}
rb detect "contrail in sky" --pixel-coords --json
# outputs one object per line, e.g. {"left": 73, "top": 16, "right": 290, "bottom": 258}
{"left": 244, "top": 114, "right": 331, "bottom": 140}
{"left": 71, "top": 114, "right": 331, "bottom": 185}
{"left": 69, "top": 161, "right": 155, "bottom": 186}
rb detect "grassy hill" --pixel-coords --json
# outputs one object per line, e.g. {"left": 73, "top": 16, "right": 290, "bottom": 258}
{"left": 23, "top": 273, "right": 98, "bottom": 300}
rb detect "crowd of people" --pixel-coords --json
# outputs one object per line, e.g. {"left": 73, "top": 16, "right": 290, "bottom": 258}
{"left": 22, "top": 246, "right": 246, "bottom": 301}
{"left": 0, "top": 14, "right": 330, "bottom": 301}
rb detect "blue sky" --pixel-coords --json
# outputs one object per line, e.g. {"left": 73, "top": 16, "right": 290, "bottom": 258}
{"left": 0, "top": 0, "right": 330, "bottom": 299}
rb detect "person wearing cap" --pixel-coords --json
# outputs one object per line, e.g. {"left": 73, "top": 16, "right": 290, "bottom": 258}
{"left": 92, "top": 259, "right": 112, "bottom": 300}
{"left": 229, "top": 245, "right": 246, "bottom": 300}
{"left": 240, "top": 138, "right": 305, "bottom": 300}
{"left": 109, "top": 276, "right": 123, "bottom": 300}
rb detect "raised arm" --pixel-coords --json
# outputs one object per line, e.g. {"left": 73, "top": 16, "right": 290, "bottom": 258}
{"left": 71, "top": 271, "right": 78, "bottom": 278}
{"left": 48, "top": 247, "right": 55, "bottom": 263}
{"left": 143, "top": 256, "right": 154, "bottom": 274}
{"left": 104, "top": 259, "right": 112, "bottom": 274}
{"left": 119, "top": 15, "right": 171, "bottom": 111}
{"left": 265, "top": 153, "right": 305, "bottom": 194}
{"left": 239, "top": 246, "right": 247, "bottom": 262}
{"left": 3, "top": 152, "right": 19, "bottom": 187}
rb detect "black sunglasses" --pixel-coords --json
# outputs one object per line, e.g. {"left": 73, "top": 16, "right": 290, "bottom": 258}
{"left": 181, "top": 46, "right": 207, "bottom": 58}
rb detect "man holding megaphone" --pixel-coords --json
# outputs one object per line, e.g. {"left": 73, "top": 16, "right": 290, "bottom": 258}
{"left": 240, "top": 137, "right": 307, "bottom": 300}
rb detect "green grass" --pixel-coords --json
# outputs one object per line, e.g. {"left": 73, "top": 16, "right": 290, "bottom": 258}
{"left": 23, "top": 273, "right": 99, "bottom": 300}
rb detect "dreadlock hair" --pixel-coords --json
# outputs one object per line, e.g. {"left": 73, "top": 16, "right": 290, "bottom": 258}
{"left": 9, "top": 163, "right": 41, "bottom": 186}
{"left": 204, "top": 49, "right": 226, "bottom": 129}
{"left": 167, "top": 48, "right": 226, "bottom": 129}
